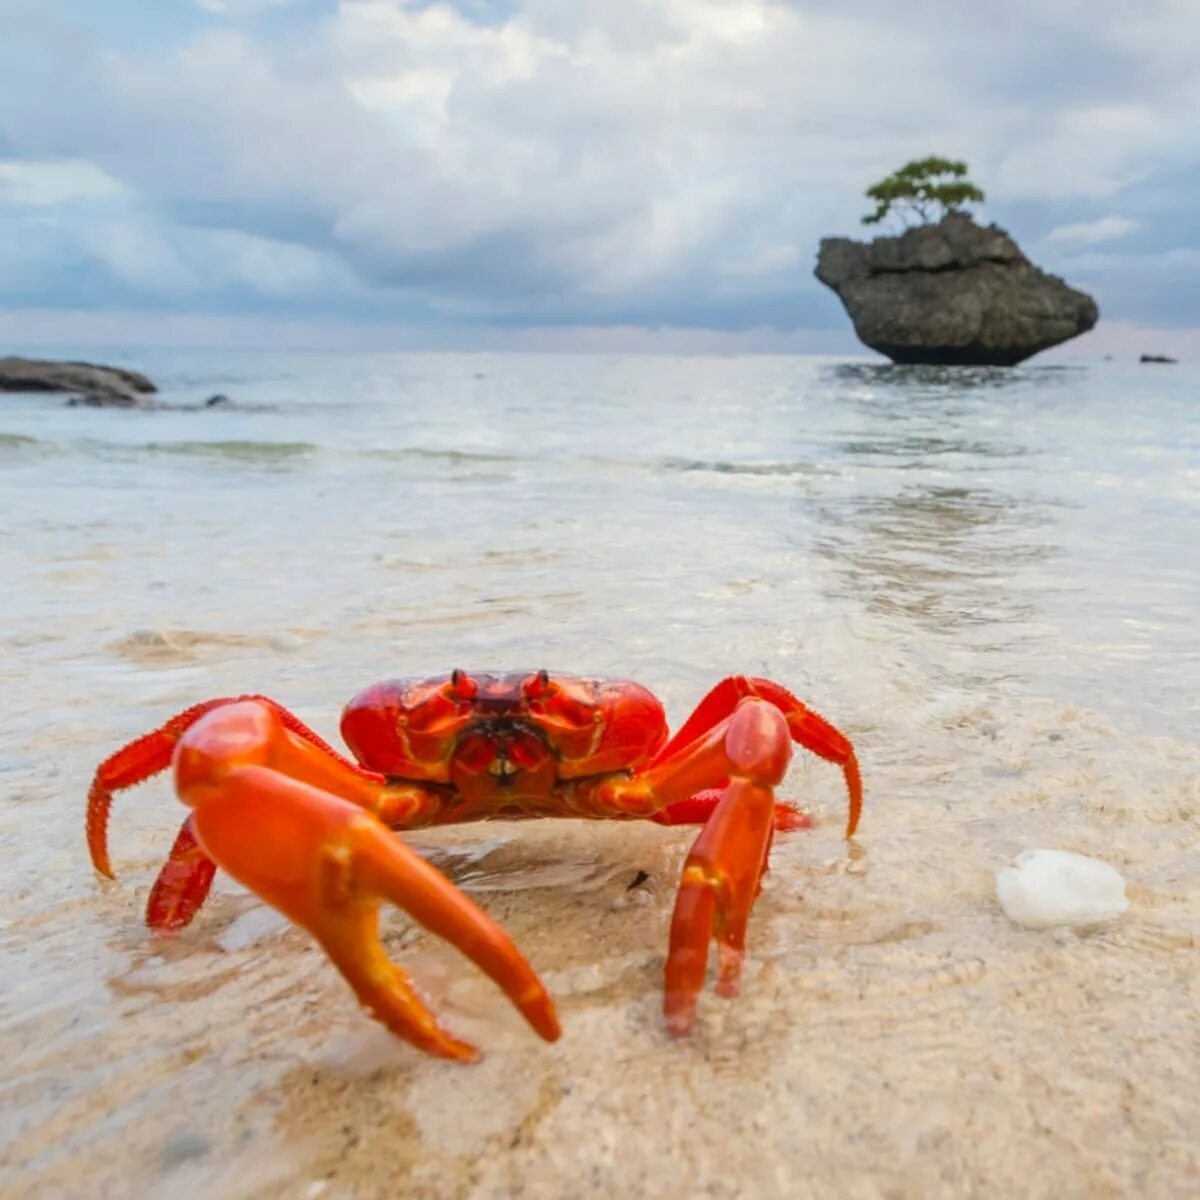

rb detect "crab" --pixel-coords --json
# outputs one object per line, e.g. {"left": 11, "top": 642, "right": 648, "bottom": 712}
{"left": 87, "top": 672, "right": 862, "bottom": 1061}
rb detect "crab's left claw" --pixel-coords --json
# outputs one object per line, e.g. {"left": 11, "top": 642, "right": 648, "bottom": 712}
{"left": 177, "top": 701, "right": 560, "bottom": 1060}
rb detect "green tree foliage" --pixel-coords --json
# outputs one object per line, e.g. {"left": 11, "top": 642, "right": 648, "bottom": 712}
{"left": 861, "top": 157, "right": 985, "bottom": 228}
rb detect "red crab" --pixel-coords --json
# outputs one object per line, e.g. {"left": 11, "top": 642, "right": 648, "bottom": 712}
{"left": 87, "top": 672, "right": 862, "bottom": 1061}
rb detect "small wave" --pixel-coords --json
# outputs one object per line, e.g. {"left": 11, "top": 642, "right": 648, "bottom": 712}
{"left": 0, "top": 432, "right": 43, "bottom": 451}
{"left": 363, "top": 446, "right": 528, "bottom": 466}
{"left": 139, "top": 440, "right": 317, "bottom": 462}
{"left": 654, "top": 456, "right": 823, "bottom": 478}
{"left": 108, "top": 627, "right": 308, "bottom": 665}
{"left": 154, "top": 399, "right": 282, "bottom": 414}
{"left": 842, "top": 436, "right": 1028, "bottom": 460}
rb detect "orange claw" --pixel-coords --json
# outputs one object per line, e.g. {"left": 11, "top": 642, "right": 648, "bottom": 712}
{"left": 662, "top": 699, "right": 792, "bottom": 1037}
{"left": 176, "top": 701, "right": 560, "bottom": 1060}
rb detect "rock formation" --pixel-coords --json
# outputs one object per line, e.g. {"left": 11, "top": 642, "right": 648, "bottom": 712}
{"left": 815, "top": 213, "right": 1098, "bottom": 365}
{"left": 0, "top": 356, "right": 158, "bottom": 408}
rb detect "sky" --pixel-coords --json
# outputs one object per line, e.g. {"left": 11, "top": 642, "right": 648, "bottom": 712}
{"left": 1, "top": 0, "right": 1198, "bottom": 353}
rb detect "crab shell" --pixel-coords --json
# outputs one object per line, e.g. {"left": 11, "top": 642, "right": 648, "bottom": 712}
{"left": 340, "top": 671, "right": 670, "bottom": 802}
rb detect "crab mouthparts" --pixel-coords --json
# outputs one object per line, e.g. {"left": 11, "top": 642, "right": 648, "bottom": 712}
{"left": 453, "top": 721, "right": 551, "bottom": 789}
{"left": 488, "top": 755, "right": 520, "bottom": 783}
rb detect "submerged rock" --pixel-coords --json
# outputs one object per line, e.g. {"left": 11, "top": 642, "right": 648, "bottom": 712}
{"left": 815, "top": 213, "right": 1099, "bottom": 365}
{"left": 0, "top": 355, "right": 157, "bottom": 408}
{"left": 996, "top": 849, "right": 1128, "bottom": 928}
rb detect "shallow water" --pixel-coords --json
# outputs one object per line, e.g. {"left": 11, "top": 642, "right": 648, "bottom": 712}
{"left": 1, "top": 352, "right": 1197, "bottom": 1198}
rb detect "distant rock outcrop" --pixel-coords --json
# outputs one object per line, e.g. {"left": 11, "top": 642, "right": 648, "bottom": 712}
{"left": 0, "top": 356, "right": 158, "bottom": 408}
{"left": 815, "top": 213, "right": 1099, "bottom": 366}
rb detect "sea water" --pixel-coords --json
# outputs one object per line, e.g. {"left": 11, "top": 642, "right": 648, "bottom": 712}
{"left": 1, "top": 352, "right": 1197, "bottom": 1198}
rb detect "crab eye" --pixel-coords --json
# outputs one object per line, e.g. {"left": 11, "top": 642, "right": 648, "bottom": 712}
{"left": 524, "top": 673, "right": 596, "bottom": 729}
{"left": 523, "top": 669, "right": 555, "bottom": 700}
{"left": 447, "top": 669, "right": 478, "bottom": 701}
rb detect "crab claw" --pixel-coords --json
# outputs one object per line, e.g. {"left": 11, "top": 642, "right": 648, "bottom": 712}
{"left": 177, "top": 701, "right": 560, "bottom": 1060}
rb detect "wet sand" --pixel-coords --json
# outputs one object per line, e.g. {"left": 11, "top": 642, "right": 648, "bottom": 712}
{"left": 4, "top": 665, "right": 1197, "bottom": 1199}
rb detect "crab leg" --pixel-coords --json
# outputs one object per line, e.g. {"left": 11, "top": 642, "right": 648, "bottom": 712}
{"left": 651, "top": 792, "right": 812, "bottom": 832}
{"left": 174, "top": 700, "right": 559, "bottom": 1060}
{"left": 659, "top": 699, "right": 793, "bottom": 1035}
{"left": 653, "top": 675, "right": 862, "bottom": 838}
{"left": 146, "top": 815, "right": 218, "bottom": 930}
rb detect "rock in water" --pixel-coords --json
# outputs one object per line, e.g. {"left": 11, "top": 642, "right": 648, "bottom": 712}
{"left": 0, "top": 356, "right": 157, "bottom": 408}
{"left": 995, "top": 849, "right": 1128, "bottom": 928}
{"left": 815, "top": 213, "right": 1098, "bottom": 365}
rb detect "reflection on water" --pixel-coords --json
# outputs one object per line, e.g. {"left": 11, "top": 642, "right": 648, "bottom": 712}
{"left": 813, "top": 378, "right": 1056, "bottom": 683}
{"left": 816, "top": 484, "right": 1052, "bottom": 636}
{"left": 839, "top": 432, "right": 1030, "bottom": 462}
{"left": 825, "top": 360, "right": 1083, "bottom": 395}
{"left": 1, "top": 352, "right": 1198, "bottom": 1198}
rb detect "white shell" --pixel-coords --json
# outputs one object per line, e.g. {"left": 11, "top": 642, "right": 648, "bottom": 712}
{"left": 995, "top": 849, "right": 1128, "bottom": 928}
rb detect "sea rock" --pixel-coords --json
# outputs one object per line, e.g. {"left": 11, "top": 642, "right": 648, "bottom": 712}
{"left": 815, "top": 213, "right": 1099, "bottom": 365}
{"left": 1139, "top": 354, "right": 1178, "bottom": 364}
{"left": 0, "top": 355, "right": 157, "bottom": 408}
{"left": 995, "top": 849, "right": 1128, "bottom": 929}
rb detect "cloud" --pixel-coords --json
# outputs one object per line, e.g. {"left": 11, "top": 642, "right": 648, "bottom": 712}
{"left": 0, "top": 160, "right": 125, "bottom": 207}
{"left": 192, "top": 0, "right": 290, "bottom": 15}
{"left": 1047, "top": 245, "right": 1200, "bottom": 328}
{"left": 1044, "top": 216, "right": 1139, "bottom": 247}
{"left": 0, "top": 0, "right": 1199, "bottom": 336}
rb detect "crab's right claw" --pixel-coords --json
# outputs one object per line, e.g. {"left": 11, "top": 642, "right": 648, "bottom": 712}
{"left": 177, "top": 703, "right": 560, "bottom": 1060}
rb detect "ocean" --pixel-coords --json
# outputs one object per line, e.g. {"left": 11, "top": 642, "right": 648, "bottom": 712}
{"left": 1, "top": 350, "right": 1197, "bottom": 1197}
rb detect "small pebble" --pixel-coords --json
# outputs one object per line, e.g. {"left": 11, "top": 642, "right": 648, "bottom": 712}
{"left": 996, "top": 849, "right": 1128, "bottom": 929}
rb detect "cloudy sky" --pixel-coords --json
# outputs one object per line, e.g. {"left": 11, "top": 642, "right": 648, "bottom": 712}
{"left": 1, "top": 0, "right": 1198, "bottom": 351}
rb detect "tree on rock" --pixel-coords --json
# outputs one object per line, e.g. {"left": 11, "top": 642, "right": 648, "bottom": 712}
{"left": 862, "top": 157, "right": 985, "bottom": 228}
